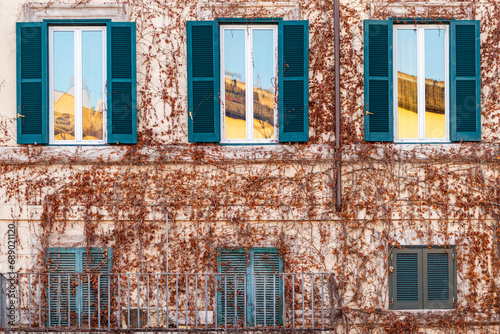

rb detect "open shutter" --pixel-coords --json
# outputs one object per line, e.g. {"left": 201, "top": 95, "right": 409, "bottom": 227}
{"left": 423, "top": 249, "right": 454, "bottom": 309}
{"left": 279, "top": 20, "right": 309, "bottom": 142}
{"left": 107, "top": 22, "right": 137, "bottom": 144}
{"left": 364, "top": 20, "right": 393, "bottom": 141}
{"left": 217, "top": 250, "right": 247, "bottom": 326}
{"left": 450, "top": 20, "right": 481, "bottom": 142}
{"left": 187, "top": 21, "right": 220, "bottom": 142}
{"left": 81, "top": 248, "right": 112, "bottom": 326}
{"left": 252, "top": 249, "right": 282, "bottom": 327}
{"left": 16, "top": 22, "right": 48, "bottom": 144}
{"left": 48, "top": 249, "right": 78, "bottom": 327}
{"left": 390, "top": 249, "right": 422, "bottom": 309}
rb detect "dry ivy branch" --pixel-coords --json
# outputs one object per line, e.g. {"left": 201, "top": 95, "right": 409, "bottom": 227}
{"left": 0, "top": 0, "right": 500, "bottom": 332}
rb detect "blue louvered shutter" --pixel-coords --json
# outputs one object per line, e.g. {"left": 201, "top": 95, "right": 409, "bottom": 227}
{"left": 107, "top": 22, "right": 137, "bottom": 144}
{"left": 423, "top": 249, "right": 454, "bottom": 309}
{"left": 364, "top": 20, "right": 393, "bottom": 141}
{"left": 279, "top": 21, "right": 309, "bottom": 142}
{"left": 390, "top": 249, "right": 422, "bottom": 309}
{"left": 47, "top": 249, "right": 79, "bottom": 327}
{"left": 252, "top": 249, "right": 283, "bottom": 327}
{"left": 81, "top": 248, "right": 112, "bottom": 327}
{"left": 16, "top": 22, "right": 48, "bottom": 144}
{"left": 217, "top": 250, "right": 247, "bottom": 326}
{"left": 187, "top": 21, "right": 220, "bottom": 142}
{"left": 450, "top": 21, "right": 481, "bottom": 142}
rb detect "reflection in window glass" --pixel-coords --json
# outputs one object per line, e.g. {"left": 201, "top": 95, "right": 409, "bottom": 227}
{"left": 252, "top": 29, "right": 275, "bottom": 139}
{"left": 397, "top": 29, "right": 417, "bottom": 139}
{"left": 424, "top": 29, "right": 445, "bottom": 139}
{"left": 82, "top": 31, "right": 104, "bottom": 141}
{"left": 224, "top": 29, "right": 246, "bottom": 140}
{"left": 53, "top": 31, "right": 75, "bottom": 141}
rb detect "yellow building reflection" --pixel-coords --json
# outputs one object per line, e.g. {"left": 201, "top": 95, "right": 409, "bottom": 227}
{"left": 54, "top": 81, "right": 103, "bottom": 141}
{"left": 224, "top": 75, "right": 275, "bottom": 140}
{"left": 398, "top": 72, "right": 445, "bottom": 139}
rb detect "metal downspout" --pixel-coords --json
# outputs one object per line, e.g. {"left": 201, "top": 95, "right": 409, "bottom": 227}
{"left": 334, "top": 0, "right": 342, "bottom": 211}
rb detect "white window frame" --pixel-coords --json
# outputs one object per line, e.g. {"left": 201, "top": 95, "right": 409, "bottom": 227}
{"left": 393, "top": 25, "right": 449, "bottom": 143}
{"left": 49, "top": 26, "right": 107, "bottom": 145}
{"left": 220, "top": 25, "right": 278, "bottom": 144}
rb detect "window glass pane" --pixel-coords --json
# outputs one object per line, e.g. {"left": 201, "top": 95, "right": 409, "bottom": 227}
{"left": 82, "top": 31, "right": 104, "bottom": 141}
{"left": 252, "top": 29, "right": 275, "bottom": 140}
{"left": 53, "top": 31, "right": 75, "bottom": 141}
{"left": 424, "top": 29, "right": 446, "bottom": 139}
{"left": 397, "top": 29, "right": 418, "bottom": 139}
{"left": 224, "top": 29, "right": 246, "bottom": 140}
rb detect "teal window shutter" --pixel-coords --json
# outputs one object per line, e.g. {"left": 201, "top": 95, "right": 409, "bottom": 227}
{"left": 16, "top": 22, "right": 48, "bottom": 145}
{"left": 107, "top": 22, "right": 137, "bottom": 144}
{"left": 81, "top": 248, "right": 113, "bottom": 325}
{"left": 187, "top": 21, "right": 220, "bottom": 142}
{"left": 252, "top": 249, "right": 283, "bottom": 327}
{"left": 363, "top": 20, "right": 393, "bottom": 142}
{"left": 48, "top": 249, "right": 78, "bottom": 327}
{"left": 423, "top": 249, "right": 455, "bottom": 309}
{"left": 450, "top": 20, "right": 481, "bottom": 142}
{"left": 48, "top": 247, "right": 112, "bottom": 327}
{"left": 217, "top": 249, "right": 247, "bottom": 326}
{"left": 279, "top": 20, "right": 309, "bottom": 142}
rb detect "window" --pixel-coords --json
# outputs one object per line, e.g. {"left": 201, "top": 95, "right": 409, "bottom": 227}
{"left": 217, "top": 248, "right": 283, "bottom": 326}
{"left": 221, "top": 25, "right": 277, "bottom": 143}
{"left": 187, "top": 19, "right": 309, "bottom": 144}
{"left": 17, "top": 21, "right": 136, "bottom": 145}
{"left": 47, "top": 247, "right": 112, "bottom": 327}
{"left": 364, "top": 20, "right": 480, "bottom": 143}
{"left": 389, "top": 246, "right": 456, "bottom": 310}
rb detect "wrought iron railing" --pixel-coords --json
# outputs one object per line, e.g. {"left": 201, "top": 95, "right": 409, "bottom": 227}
{"left": 1, "top": 272, "right": 337, "bottom": 331}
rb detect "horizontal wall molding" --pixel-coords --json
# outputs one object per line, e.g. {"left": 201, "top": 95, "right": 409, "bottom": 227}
{"left": 24, "top": 3, "right": 129, "bottom": 22}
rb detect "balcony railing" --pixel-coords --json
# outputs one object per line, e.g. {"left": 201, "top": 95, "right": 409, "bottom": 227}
{"left": 0, "top": 272, "right": 337, "bottom": 331}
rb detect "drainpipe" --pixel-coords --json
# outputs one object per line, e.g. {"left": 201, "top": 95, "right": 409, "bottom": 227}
{"left": 334, "top": 0, "right": 342, "bottom": 211}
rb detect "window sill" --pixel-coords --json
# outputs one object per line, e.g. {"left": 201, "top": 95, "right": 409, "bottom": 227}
{"left": 0, "top": 144, "right": 333, "bottom": 165}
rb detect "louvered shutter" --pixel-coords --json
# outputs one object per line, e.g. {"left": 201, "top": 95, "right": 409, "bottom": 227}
{"left": 279, "top": 20, "right": 309, "bottom": 142}
{"left": 107, "top": 22, "right": 137, "bottom": 144}
{"left": 423, "top": 249, "right": 454, "bottom": 309}
{"left": 81, "top": 248, "right": 112, "bottom": 327}
{"left": 16, "top": 22, "right": 48, "bottom": 144}
{"left": 252, "top": 250, "right": 283, "bottom": 326}
{"left": 363, "top": 20, "right": 393, "bottom": 141}
{"left": 217, "top": 250, "right": 247, "bottom": 326}
{"left": 187, "top": 21, "right": 220, "bottom": 142}
{"left": 47, "top": 249, "right": 78, "bottom": 327}
{"left": 450, "top": 20, "right": 481, "bottom": 142}
{"left": 390, "top": 249, "right": 422, "bottom": 309}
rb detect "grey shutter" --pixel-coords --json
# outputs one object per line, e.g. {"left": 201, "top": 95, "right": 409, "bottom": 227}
{"left": 390, "top": 248, "right": 422, "bottom": 309}
{"left": 423, "top": 248, "right": 455, "bottom": 309}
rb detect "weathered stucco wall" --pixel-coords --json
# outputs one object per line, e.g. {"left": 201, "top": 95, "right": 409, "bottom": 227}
{"left": 0, "top": 0, "right": 499, "bottom": 332}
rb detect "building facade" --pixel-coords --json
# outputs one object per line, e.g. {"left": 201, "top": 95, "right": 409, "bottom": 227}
{"left": 0, "top": 0, "right": 499, "bottom": 332}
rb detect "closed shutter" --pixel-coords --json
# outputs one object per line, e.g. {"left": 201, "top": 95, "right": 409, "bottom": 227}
{"left": 217, "top": 250, "right": 247, "bottom": 326}
{"left": 187, "top": 21, "right": 220, "bottom": 142}
{"left": 363, "top": 20, "right": 393, "bottom": 141}
{"left": 16, "top": 22, "right": 48, "bottom": 144}
{"left": 423, "top": 249, "right": 454, "bottom": 309}
{"left": 48, "top": 249, "right": 78, "bottom": 327}
{"left": 107, "top": 22, "right": 137, "bottom": 144}
{"left": 450, "top": 20, "right": 481, "bottom": 142}
{"left": 279, "top": 20, "right": 309, "bottom": 142}
{"left": 390, "top": 249, "right": 422, "bottom": 310}
{"left": 252, "top": 250, "right": 282, "bottom": 327}
{"left": 81, "top": 248, "right": 112, "bottom": 326}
